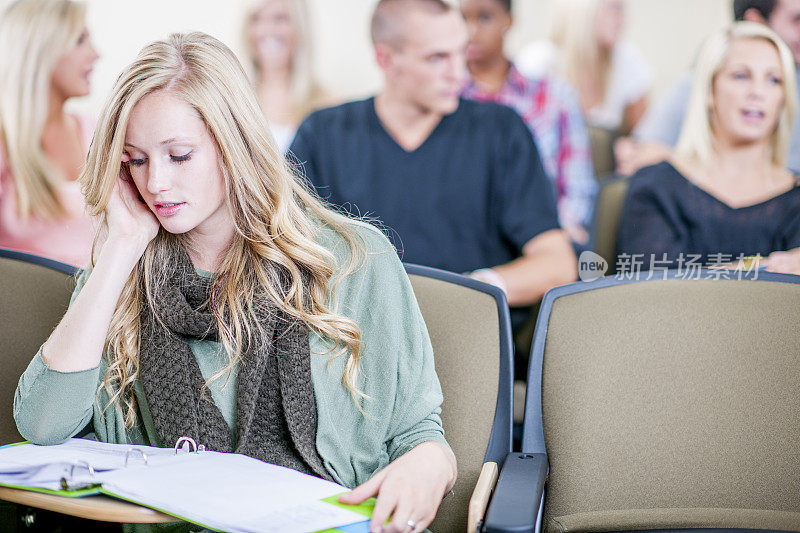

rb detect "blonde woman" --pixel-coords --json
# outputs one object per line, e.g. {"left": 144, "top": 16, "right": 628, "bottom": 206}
{"left": 516, "top": 0, "right": 652, "bottom": 133}
{"left": 13, "top": 32, "right": 455, "bottom": 533}
{"left": 616, "top": 22, "right": 800, "bottom": 275}
{"left": 0, "top": 0, "right": 98, "bottom": 266}
{"left": 244, "top": 0, "right": 332, "bottom": 152}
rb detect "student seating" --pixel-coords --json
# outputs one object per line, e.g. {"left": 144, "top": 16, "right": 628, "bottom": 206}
{"left": 476, "top": 270, "right": 800, "bottom": 532}
{"left": 587, "top": 126, "right": 620, "bottom": 178}
{"left": 592, "top": 174, "right": 629, "bottom": 274}
{"left": 1, "top": 255, "right": 514, "bottom": 531}
{"left": 404, "top": 264, "right": 513, "bottom": 533}
{"left": 0, "top": 249, "right": 77, "bottom": 445}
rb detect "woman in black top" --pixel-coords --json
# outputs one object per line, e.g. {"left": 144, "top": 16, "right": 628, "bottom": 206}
{"left": 617, "top": 22, "right": 800, "bottom": 274}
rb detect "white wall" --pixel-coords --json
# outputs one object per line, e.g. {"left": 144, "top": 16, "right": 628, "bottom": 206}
{"left": 0, "top": 0, "right": 732, "bottom": 115}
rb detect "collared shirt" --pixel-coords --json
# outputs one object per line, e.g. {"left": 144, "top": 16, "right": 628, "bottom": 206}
{"left": 463, "top": 64, "right": 597, "bottom": 229}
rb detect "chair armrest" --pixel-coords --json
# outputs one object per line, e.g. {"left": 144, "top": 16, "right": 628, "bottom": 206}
{"left": 468, "top": 462, "right": 499, "bottom": 533}
{"left": 482, "top": 452, "right": 548, "bottom": 533}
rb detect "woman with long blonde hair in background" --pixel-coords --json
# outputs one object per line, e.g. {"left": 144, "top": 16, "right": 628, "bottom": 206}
{"left": 244, "top": 0, "right": 334, "bottom": 152}
{"left": 516, "top": 0, "right": 652, "bottom": 134}
{"left": 617, "top": 22, "right": 800, "bottom": 274}
{"left": 14, "top": 32, "right": 456, "bottom": 533}
{"left": 0, "top": 0, "right": 98, "bottom": 266}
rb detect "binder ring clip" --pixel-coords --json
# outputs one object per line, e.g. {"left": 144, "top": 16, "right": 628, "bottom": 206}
{"left": 60, "top": 460, "right": 95, "bottom": 491}
{"left": 70, "top": 460, "right": 95, "bottom": 478}
{"left": 174, "top": 436, "right": 202, "bottom": 454}
{"left": 124, "top": 448, "right": 149, "bottom": 467}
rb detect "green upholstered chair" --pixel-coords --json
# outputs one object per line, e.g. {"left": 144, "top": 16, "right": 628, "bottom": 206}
{"left": 0, "top": 249, "right": 77, "bottom": 445}
{"left": 479, "top": 270, "right": 800, "bottom": 532}
{"left": 404, "top": 264, "right": 513, "bottom": 533}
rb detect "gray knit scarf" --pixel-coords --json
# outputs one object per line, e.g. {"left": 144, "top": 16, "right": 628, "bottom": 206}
{"left": 138, "top": 249, "right": 331, "bottom": 480}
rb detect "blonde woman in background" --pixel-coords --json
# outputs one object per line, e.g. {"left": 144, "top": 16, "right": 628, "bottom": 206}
{"left": 516, "top": 0, "right": 653, "bottom": 133}
{"left": 616, "top": 22, "right": 800, "bottom": 274}
{"left": 14, "top": 32, "right": 456, "bottom": 533}
{"left": 244, "top": 0, "right": 333, "bottom": 152}
{"left": 0, "top": 0, "right": 98, "bottom": 266}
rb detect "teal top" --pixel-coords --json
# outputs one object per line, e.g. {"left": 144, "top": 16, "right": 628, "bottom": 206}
{"left": 13, "top": 219, "right": 448, "bottom": 489}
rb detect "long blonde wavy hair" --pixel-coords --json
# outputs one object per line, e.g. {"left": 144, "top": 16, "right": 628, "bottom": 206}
{"left": 81, "top": 32, "right": 365, "bottom": 428}
{"left": 675, "top": 22, "right": 797, "bottom": 168}
{"left": 0, "top": 0, "right": 86, "bottom": 219}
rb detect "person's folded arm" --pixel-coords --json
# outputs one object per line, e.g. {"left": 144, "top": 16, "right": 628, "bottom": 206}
{"left": 492, "top": 228, "right": 577, "bottom": 306}
{"left": 478, "top": 106, "right": 577, "bottom": 304}
{"left": 13, "top": 345, "right": 100, "bottom": 445}
{"left": 15, "top": 174, "right": 160, "bottom": 444}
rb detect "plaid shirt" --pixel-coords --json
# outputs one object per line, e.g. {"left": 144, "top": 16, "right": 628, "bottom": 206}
{"left": 463, "top": 64, "right": 597, "bottom": 228}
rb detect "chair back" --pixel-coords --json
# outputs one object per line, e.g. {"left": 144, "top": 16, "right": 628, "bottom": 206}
{"left": 587, "top": 126, "right": 619, "bottom": 178}
{"left": 0, "top": 250, "right": 77, "bottom": 444}
{"left": 405, "top": 264, "right": 513, "bottom": 533}
{"left": 591, "top": 175, "right": 629, "bottom": 273}
{"left": 523, "top": 272, "right": 800, "bottom": 532}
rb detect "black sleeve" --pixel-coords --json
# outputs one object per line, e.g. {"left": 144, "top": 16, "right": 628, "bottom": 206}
{"left": 287, "top": 116, "right": 320, "bottom": 191}
{"left": 615, "top": 170, "right": 688, "bottom": 267}
{"left": 781, "top": 202, "right": 800, "bottom": 250}
{"left": 496, "top": 109, "right": 561, "bottom": 251}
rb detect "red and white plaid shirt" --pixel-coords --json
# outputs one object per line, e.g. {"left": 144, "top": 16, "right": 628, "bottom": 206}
{"left": 463, "top": 64, "right": 597, "bottom": 228}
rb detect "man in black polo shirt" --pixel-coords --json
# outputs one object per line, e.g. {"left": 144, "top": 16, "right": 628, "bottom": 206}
{"left": 289, "top": 0, "right": 576, "bottom": 327}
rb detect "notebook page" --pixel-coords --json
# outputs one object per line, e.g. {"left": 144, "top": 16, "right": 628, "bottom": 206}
{"left": 0, "top": 440, "right": 175, "bottom": 490}
{"left": 0, "top": 439, "right": 173, "bottom": 471}
{"left": 97, "top": 451, "right": 366, "bottom": 533}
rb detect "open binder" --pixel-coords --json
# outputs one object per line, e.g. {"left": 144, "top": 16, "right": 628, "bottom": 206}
{"left": 0, "top": 438, "right": 373, "bottom": 533}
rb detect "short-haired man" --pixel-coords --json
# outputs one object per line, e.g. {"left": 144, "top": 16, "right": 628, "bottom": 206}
{"left": 290, "top": 0, "right": 577, "bottom": 328}
{"left": 616, "top": 0, "right": 800, "bottom": 175}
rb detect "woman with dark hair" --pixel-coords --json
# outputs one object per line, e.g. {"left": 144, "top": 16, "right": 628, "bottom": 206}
{"left": 460, "top": 0, "right": 596, "bottom": 246}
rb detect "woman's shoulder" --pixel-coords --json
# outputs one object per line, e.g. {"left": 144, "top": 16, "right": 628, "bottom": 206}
{"left": 314, "top": 215, "right": 400, "bottom": 286}
{"left": 315, "top": 214, "right": 395, "bottom": 257}
{"left": 312, "top": 215, "right": 413, "bottom": 319}
{"left": 515, "top": 40, "right": 558, "bottom": 79}
{"left": 614, "top": 40, "right": 650, "bottom": 65}
{"left": 68, "top": 112, "right": 97, "bottom": 151}
{"left": 611, "top": 40, "right": 654, "bottom": 98}
{"left": 629, "top": 160, "right": 681, "bottom": 186}
{"left": 624, "top": 161, "right": 686, "bottom": 202}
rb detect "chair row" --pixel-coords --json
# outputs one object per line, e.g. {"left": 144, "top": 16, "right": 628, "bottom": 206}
{"left": 2, "top": 248, "right": 799, "bottom": 532}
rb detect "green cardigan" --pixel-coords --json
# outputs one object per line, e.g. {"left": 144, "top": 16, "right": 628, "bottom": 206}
{"left": 14, "top": 219, "right": 448, "bottom": 490}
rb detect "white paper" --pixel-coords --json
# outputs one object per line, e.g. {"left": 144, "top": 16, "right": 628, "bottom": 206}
{"left": 0, "top": 440, "right": 174, "bottom": 490}
{"left": 0, "top": 439, "right": 174, "bottom": 471}
{"left": 0, "top": 439, "right": 368, "bottom": 532}
{"left": 98, "top": 451, "right": 365, "bottom": 533}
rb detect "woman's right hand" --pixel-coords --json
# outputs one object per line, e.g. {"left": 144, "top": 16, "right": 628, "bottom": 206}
{"left": 105, "top": 157, "right": 160, "bottom": 255}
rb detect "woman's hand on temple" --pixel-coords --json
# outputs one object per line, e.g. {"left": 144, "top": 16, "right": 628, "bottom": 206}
{"left": 338, "top": 441, "right": 457, "bottom": 533}
{"left": 105, "top": 156, "right": 160, "bottom": 254}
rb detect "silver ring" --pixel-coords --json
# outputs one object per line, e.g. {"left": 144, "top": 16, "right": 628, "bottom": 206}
{"left": 406, "top": 519, "right": 416, "bottom": 531}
